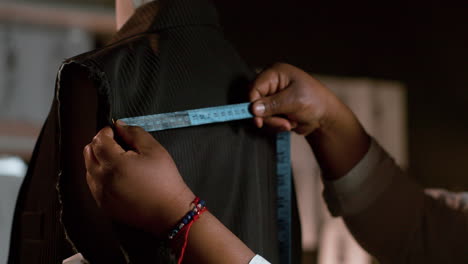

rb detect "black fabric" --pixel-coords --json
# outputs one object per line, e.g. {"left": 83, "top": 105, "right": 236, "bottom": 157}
{"left": 9, "top": 0, "right": 302, "bottom": 263}
{"left": 8, "top": 101, "right": 75, "bottom": 263}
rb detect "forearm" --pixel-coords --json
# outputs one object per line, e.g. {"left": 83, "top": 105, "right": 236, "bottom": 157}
{"left": 183, "top": 211, "right": 255, "bottom": 264}
{"left": 143, "top": 189, "right": 255, "bottom": 264}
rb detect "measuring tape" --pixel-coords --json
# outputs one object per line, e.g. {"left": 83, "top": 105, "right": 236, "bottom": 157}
{"left": 120, "top": 103, "right": 291, "bottom": 263}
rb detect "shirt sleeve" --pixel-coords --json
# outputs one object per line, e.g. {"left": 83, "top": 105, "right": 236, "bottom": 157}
{"left": 322, "top": 138, "right": 395, "bottom": 216}
{"left": 322, "top": 138, "right": 468, "bottom": 263}
{"left": 249, "top": 255, "right": 271, "bottom": 264}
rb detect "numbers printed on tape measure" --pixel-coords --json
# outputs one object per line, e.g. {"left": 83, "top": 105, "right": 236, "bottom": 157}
{"left": 120, "top": 103, "right": 253, "bottom": 131}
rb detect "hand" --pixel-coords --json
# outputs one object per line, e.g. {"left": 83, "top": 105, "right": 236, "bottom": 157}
{"left": 84, "top": 123, "right": 257, "bottom": 264}
{"left": 249, "top": 63, "right": 343, "bottom": 135}
{"left": 83, "top": 121, "right": 195, "bottom": 235}
{"left": 250, "top": 63, "right": 370, "bottom": 179}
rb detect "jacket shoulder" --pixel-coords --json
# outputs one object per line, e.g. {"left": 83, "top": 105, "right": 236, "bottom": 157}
{"left": 64, "top": 33, "right": 157, "bottom": 68}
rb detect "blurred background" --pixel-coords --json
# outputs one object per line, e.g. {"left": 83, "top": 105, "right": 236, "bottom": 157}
{"left": 0, "top": 0, "right": 467, "bottom": 263}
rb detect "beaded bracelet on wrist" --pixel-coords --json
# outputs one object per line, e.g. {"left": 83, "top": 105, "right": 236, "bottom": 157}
{"left": 168, "top": 197, "right": 206, "bottom": 240}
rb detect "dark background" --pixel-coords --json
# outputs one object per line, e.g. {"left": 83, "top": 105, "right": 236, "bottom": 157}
{"left": 215, "top": 0, "right": 468, "bottom": 190}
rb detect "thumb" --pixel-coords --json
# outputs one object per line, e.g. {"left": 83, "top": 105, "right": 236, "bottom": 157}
{"left": 251, "top": 88, "right": 297, "bottom": 118}
{"left": 114, "top": 120, "right": 159, "bottom": 155}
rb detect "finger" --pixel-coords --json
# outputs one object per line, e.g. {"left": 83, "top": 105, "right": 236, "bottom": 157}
{"left": 253, "top": 116, "right": 263, "bottom": 128}
{"left": 249, "top": 63, "right": 295, "bottom": 102}
{"left": 248, "top": 70, "right": 274, "bottom": 102}
{"left": 83, "top": 144, "right": 103, "bottom": 206}
{"left": 85, "top": 171, "right": 96, "bottom": 194}
{"left": 263, "top": 116, "right": 293, "bottom": 131}
{"left": 251, "top": 87, "right": 298, "bottom": 118}
{"left": 249, "top": 67, "right": 289, "bottom": 103}
{"left": 83, "top": 144, "right": 100, "bottom": 173}
{"left": 91, "top": 126, "right": 126, "bottom": 164}
{"left": 114, "top": 120, "right": 160, "bottom": 155}
{"left": 86, "top": 172, "right": 101, "bottom": 207}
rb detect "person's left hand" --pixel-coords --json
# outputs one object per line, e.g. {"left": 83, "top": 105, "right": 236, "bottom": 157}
{"left": 83, "top": 121, "right": 195, "bottom": 235}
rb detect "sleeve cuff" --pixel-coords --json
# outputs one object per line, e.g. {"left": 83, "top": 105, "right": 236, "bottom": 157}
{"left": 323, "top": 138, "right": 403, "bottom": 216}
{"left": 249, "top": 255, "right": 271, "bottom": 264}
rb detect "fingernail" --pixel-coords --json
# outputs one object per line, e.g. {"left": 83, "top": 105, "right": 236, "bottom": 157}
{"left": 116, "top": 120, "right": 127, "bottom": 126}
{"left": 254, "top": 103, "right": 265, "bottom": 115}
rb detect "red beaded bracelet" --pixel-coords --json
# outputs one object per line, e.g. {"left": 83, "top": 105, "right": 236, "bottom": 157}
{"left": 168, "top": 197, "right": 207, "bottom": 264}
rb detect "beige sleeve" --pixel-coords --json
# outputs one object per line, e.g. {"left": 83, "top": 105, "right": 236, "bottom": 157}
{"left": 323, "top": 139, "right": 468, "bottom": 263}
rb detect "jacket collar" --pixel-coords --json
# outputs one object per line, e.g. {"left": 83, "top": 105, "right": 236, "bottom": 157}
{"left": 111, "top": 0, "right": 220, "bottom": 43}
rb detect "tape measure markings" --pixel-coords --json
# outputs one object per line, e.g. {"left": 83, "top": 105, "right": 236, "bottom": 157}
{"left": 120, "top": 103, "right": 253, "bottom": 132}
{"left": 119, "top": 102, "right": 291, "bottom": 264}
{"left": 276, "top": 131, "right": 291, "bottom": 264}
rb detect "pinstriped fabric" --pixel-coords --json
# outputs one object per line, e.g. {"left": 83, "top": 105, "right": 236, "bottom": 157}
{"left": 8, "top": 101, "right": 76, "bottom": 263}
{"left": 10, "top": 0, "right": 302, "bottom": 263}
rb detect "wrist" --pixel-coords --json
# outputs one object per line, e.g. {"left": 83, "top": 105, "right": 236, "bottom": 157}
{"left": 307, "top": 96, "right": 371, "bottom": 180}
{"left": 315, "top": 93, "right": 345, "bottom": 136}
{"left": 149, "top": 185, "right": 196, "bottom": 236}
